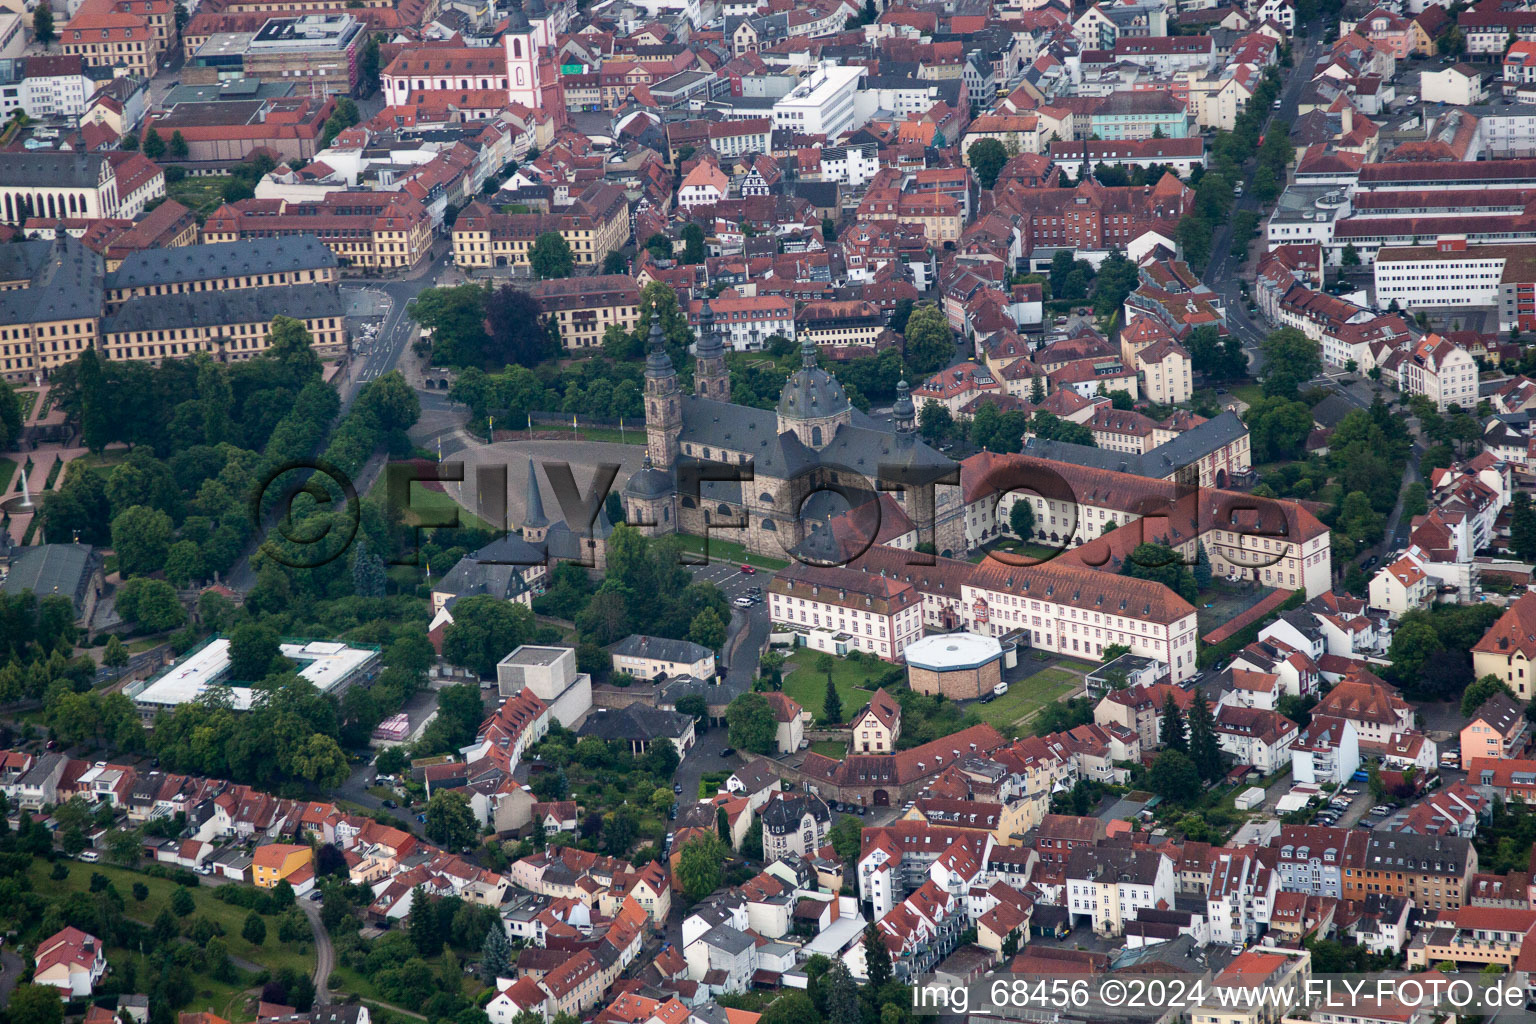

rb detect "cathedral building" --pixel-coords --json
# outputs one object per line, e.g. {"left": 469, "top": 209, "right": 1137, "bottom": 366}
{"left": 622, "top": 302, "right": 965, "bottom": 560}
{"left": 503, "top": 0, "right": 568, "bottom": 120}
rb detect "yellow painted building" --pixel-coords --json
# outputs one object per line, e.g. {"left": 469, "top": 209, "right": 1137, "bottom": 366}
{"left": 252, "top": 843, "right": 312, "bottom": 888}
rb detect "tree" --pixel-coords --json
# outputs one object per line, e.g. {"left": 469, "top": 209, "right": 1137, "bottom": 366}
{"left": 480, "top": 926, "right": 512, "bottom": 984}
{"left": 676, "top": 694, "right": 708, "bottom": 726}
{"left": 829, "top": 815, "right": 861, "bottom": 864}
{"left": 103, "top": 635, "right": 129, "bottom": 678}
{"left": 106, "top": 826, "right": 142, "bottom": 865}
{"left": 32, "top": 5, "right": 54, "bottom": 47}
{"left": 1341, "top": 243, "right": 1361, "bottom": 267}
{"left": 1512, "top": 492, "right": 1536, "bottom": 562}
{"left": 142, "top": 128, "right": 166, "bottom": 160}
{"left": 821, "top": 217, "right": 838, "bottom": 241}
{"left": 760, "top": 993, "right": 819, "bottom": 1024}
{"left": 529, "top": 232, "right": 574, "bottom": 279}
{"left": 967, "top": 138, "right": 1008, "bottom": 189}
{"left": 644, "top": 233, "right": 673, "bottom": 261}
{"left": 425, "top": 791, "right": 479, "bottom": 850}
{"left": 919, "top": 400, "right": 952, "bottom": 443}
{"left": 1463, "top": 675, "right": 1516, "bottom": 717}
{"left": 681, "top": 223, "right": 706, "bottom": 264}
{"left": 111, "top": 505, "right": 173, "bottom": 578}
{"left": 821, "top": 674, "right": 844, "bottom": 725}
{"left": 243, "top": 911, "right": 267, "bottom": 946}
{"left": 229, "top": 621, "right": 280, "bottom": 681}
{"left": 1009, "top": 499, "right": 1035, "bottom": 540}
{"left": 170, "top": 885, "right": 195, "bottom": 917}
{"left": 902, "top": 304, "right": 954, "bottom": 374}
{"left": 1160, "top": 693, "right": 1187, "bottom": 753}
{"left": 1260, "top": 328, "right": 1323, "bottom": 398}
{"left": 1149, "top": 749, "right": 1200, "bottom": 803}
{"left": 485, "top": 284, "right": 559, "bottom": 367}
{"left": 8, "top": 986, "right": 63, "bottom": 1024}
{"left": 1193, "top": 541, "right": 1213, "bottom": 591}
{"left": 689, "top": 607, "right": 727, "bottom": 650}
{"left": 726, "top": 692, "right": 776, "bottom": 754}
{"left": 441, "top": 594, "right": 535, "bottom": 677}
{"left": 677, "top": 833, "right": 728, "bottom": 900}
{"left": 1186, "top": 690, "right": 1222, "bottom": 782}
{"left": 1386, "top": 615, "right": 1443, "bottom": 688}
{"left": 168, "top": 130, "right": 189, "bottom": 160}
{"left": 408, "top": 885, "right": 442, "bottom": 954}
{"left": 863, "top": 922, "right": 892, "bottom": 986}
{"left": 360, "top": 32, "right": 382, "bottom": 94}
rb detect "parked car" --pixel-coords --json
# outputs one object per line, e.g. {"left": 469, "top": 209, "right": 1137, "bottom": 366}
{"left": 739, "top": 564, "right": 756, "bottom": 575}
{"left": 721, "top": 747, "right": 736, "bottom": 757}
{"left": 992, "top": 681, "right": 1009, "bottom": 696}
{"left": 309, "top": 892, "right": 323, "bottom": 902}
{"left": 79, "top": 850, "right": 100, "bottom": 863}
{"left": 417, "top": 814, "right": 427, "bottom": 823}
{"left": 733, "top": 597, "right": 753, "bottom": 608}
{"left": 674, "top": 783, "right": 684, "bottom": 794}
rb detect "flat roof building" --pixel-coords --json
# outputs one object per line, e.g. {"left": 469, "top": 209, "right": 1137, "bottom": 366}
{"left": 131, "top": 636, "right": 380, "bottom": 722}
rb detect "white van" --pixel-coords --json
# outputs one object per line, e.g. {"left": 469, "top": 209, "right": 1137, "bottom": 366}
{"left": 79, "top": 850, "right": 100, "bottom": 863}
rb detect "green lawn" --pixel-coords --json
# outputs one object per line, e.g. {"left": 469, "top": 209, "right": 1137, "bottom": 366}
{"left": 1228, "top": 384, "right": 1263, "bottom": 408}
{"left": 0, "top": 457, "right": 14, "bottom": 495}
{"left": 168, "top": 175, "right": 235, "bottom": 220}
{"left": 674, "top": 533, "right": 789, "bottom": 570}
{"left": 73, "top": 449, "right": 131, "bottom": 472}
{"left": 365, "top": 475, "right": 495, "bottom": 533}
{"left": 809, "top": 740, "right": 847, "bottom": 758}
{"left": 26, "top": 860, "right": 316, "bottom": 979}
{"left": 968, "top": 668, "right": 1079, "bottom": 728}
{"left": 970, "top": 539, "right": 1068, "bottom": 565}
{"left": 782, "top": 649, "right": 878, "bottom": 724}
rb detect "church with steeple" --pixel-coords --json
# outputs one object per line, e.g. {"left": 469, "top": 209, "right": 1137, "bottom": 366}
{"left": 622, "top": 300, "right": 965, "bottom": 560}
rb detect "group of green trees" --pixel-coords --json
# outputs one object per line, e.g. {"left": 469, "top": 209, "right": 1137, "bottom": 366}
{"left": 516, "top": 723, "right": 686, "bottom": 861}
{"left": 409, "top": 284, "right": 560, "bottom": 370}
{"left": 529, "top": 525, "right": 733, "bottom": 652}
{"left": 1147, "top": 690, "right": 1223, "bottom": 803}
{"left": 1121, "top": 541, "right": 1204, "bottom": 604}
{"left": 1384, "top": 602, "right": 1503, "bottom": 701}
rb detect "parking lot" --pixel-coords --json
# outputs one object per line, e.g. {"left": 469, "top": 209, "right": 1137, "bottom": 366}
{"left": 687, "top": 559, "right": 772, "bottom": 608}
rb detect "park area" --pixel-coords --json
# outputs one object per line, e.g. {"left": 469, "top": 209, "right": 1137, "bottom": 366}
{"left": 18, "top": 859, "right": 316, "bottom": 1023}
{"left": 781, "top": 649, "right": 883, "bottom": 722}
{"left": 966, "top": 667, "right": 1080, "bottom": 730}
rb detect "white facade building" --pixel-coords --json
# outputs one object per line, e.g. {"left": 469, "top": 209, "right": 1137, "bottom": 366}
{"left": 772, "top": 63, "right": 865, "bottom": 139}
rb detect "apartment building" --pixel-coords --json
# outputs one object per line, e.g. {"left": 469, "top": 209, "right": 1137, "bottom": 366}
{"left": 1473, "top": 592, "right": 1536, "bottom": 700}
{"left": 203, "top": 192, "right": 432, "bottom": 272}
{"left": 1270, "top": 825, "right": 1367, "bottom": 899}
{"left": 452, "top": 185, "right": 631, "bottom": 272}
{"left": 1461, "top": 692, "right": 1528, "bottom": 761}
{"left": 795, "top": 300, "right": 886, "bottom": 351}
{"left": 1342, "top": 834, "right": 1476, "bottom": 911}
{"left": 527, "top": 274, "right": 639, "bottom": 351}
{"left": 686, "top": 293, "right": 793, "bottom": 351}
{"left": 771, "top": 63, "right": 864, "bottom": 138}
{"left": 62, "top": 0, "right": 165, "bottom": 79}
{"left": 767, "top": 562, "right": 925, "bottom": 661}
{"left": 1397, "top": 333, "right": 1478, "bottom": 413}
{"left": 1064, "top": 845, "right": 1176, "bottom": 937}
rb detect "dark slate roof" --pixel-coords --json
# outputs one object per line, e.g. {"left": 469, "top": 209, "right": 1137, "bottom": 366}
{"left": 1022, "top": 410, "right": 1247, "bottom": 478}
{"left": 0, "top": 237, "right": 103, "bottom": 326}
{"left": 700, "top": 924, "right": 756, "bottom": 956}
{"left": 678, "top": 394, "right": 952, "bottom": 481}
{"left": 610, "top": 634, "right": 714, "bottom": 663}
{"left": 105, "top": 236, "right": 337, "bottom": 290}
{"left": 760, "top": 793, "right": 830, "bottom": 834}
{"left": 0, "top": 151, "right": 105, "bottom": 189}
{"left": 578, "top": 704, "right": 693, "bottom": 742}
{"left": 0, "top": 544, "right": 97, "bottom": 612}
{"left": 435, "top": 536, "right": 542, "bottom": 602}
{"left": 102, "top": 284, "right": 343, "bottom": 333}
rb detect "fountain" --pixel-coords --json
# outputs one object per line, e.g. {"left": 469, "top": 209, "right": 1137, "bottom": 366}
{"left": 1, "top": 471, "right": 36, "bottom": 514}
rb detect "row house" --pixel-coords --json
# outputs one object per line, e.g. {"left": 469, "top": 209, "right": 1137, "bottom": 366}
{"left": 1064, "top": 845, "right": 1176, "bottom": 937}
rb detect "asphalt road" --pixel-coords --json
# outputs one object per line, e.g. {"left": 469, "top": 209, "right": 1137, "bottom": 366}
{"left": 1205, "top": 28, "right": 1326, "bottom": 378}
{"left": 0, "top": 950, "right": 22, "bottom": 1009}
{"left": 299, "top": 897, "right": 335, "bottom": 1005}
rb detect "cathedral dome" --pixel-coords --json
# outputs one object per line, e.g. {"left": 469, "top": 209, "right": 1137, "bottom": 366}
{"left": 623, "top": 454, "right": 673, "bottom": 499}
{"left": 778, "top": 339, "right": 850, "bottom": 421}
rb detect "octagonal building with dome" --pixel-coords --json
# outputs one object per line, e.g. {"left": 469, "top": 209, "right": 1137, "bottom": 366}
{"left": 622, "top": 301, "right": 965, "bottom": 560}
